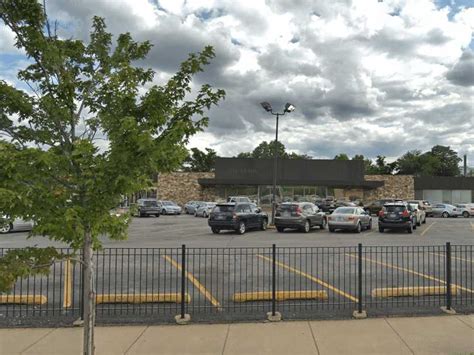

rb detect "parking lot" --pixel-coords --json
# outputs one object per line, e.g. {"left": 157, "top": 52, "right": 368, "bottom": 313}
{"left": 0, "top": 214, "right": 473, "bottom": 325}
{"left": 1, "top": 214, "right": 473, "bottom": 249}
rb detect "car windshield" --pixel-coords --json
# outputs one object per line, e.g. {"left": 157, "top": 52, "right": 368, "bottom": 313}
{"left": 456, "top": 204, "right": 466, "bottom": 207}
{"left": 385, "top": 205, "right": 406, "bottom": 213}
{"left": 206, "top": 203, "right": 216, "bottom": 207}
{"left": 214, "top": 205, "right": 235, "bottom": 212}
{"left": 163, "top": 201, "right": 175, "bottom": 206}
{"left": 409, "top": 204, "right": 418, "bottom": 210}
{"left": 334, "top": 207, "right": 356, "bottom": 214}
{"left": 142, "top": 200, "right": 157, "bottom": 207}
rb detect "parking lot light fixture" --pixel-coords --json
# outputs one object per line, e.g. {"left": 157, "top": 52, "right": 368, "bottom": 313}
{"left": 260, "top": 101, "right": 296, "bottom": 224}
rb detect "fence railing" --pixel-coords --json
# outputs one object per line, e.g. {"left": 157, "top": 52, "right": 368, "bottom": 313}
{"left": 0, "top": 243, "right": 472, "bottom": 325}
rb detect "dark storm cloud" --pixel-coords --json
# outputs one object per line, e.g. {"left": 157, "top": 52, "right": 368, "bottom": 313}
{"left": 446, "top": 50, "right": 474, "bottom": 87}
{"left": 415, "top": 102, "right": 473, "bottom": 125}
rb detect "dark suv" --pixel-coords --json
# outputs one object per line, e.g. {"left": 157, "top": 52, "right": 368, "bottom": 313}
{"left": 275, "top": 202, "right": 326, "bottom": 233}
{"left": 136, "top": 198, "right": 161, "bottom": 217}
{"left": 378, "top": 202, "right": 417, "bottom": 233}
{"left": 208, "top": 203, "right": 268, "bottom": 235}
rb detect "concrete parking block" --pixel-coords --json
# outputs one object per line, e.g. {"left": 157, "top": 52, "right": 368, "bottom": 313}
{"left": 223, "top": 321, "right": 318, "bottom": 355}
{"left": 310, "top": 318, "right": 412, "bottom": 355}
{"left": 0, "top": 328, "right": 54, "bottom": 354}
{"left": 386, "top": 316, "right": 474, "bottom": 355}
{"left": 126, "top": 323, "right": 228, "bottom": 355}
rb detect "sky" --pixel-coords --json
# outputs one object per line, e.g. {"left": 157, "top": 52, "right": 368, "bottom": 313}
{"left": 0, "top": 0, "right": 473, "bottom": 163}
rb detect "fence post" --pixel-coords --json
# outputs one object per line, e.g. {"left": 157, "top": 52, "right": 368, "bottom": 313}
{"left": 353, "top": 243, "right": 367, "bottom": 319}
{"left": 175, "top": 244, "right": 191, "bottom": 324}
{"left": 440, "top": 242, "right": 457, "bottom": 314}
{"left": 267, "top": 244, "right": 281, "bottom": 321}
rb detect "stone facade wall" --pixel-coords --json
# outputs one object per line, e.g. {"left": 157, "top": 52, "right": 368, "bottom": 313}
{"left": 155, "top": 172, "right": 415, "bottom": 206}
{"left": 363, "top": 175, "right": 415, "bottom": 202}
{"left": 156, "top": 172, "right": 217, "bottom": 206}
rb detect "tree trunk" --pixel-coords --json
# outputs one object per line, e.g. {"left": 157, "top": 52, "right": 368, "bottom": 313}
{"left": 83, "top": 229, "right": 95, "bottom": 355}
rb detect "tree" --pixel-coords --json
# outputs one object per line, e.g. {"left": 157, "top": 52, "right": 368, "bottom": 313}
{"left": 236, "top": 140, "right": 311, "bottom": 159}
{"left": 426, "top": 145, "right": 461, "bottom": 176}
{"left": 396, "top": 146, "right": 461, "bottom": 176}
{"left": 182, "top": 147, "right": 217, "bottom": 172}
{"left": 0, "top": 2, "right": 224, "bottom": 354}
{"left": 334, "top": 153, "right": 349, "bottom": 160}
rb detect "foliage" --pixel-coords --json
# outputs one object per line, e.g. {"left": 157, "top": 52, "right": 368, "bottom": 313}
{"left": 396, "top": 146, "right": 461, "bottom": 176}
{"left": 237, "top": 140, "right": 311, "bottom": 159}
{"left": 0, "top": 1, "right": 224, "bottom": 282}
{"left": 0, "top": 247, "right": 69, "bottom": 292}
{"left": 334, "top": 153, "right": 349, "bottom": 160}
{"left": 182, "top": 147, "right": 217, "bottom": 172}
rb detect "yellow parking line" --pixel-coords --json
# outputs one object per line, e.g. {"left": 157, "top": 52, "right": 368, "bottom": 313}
{"left": 428, "top": 252, "right": 474, "bottom": 264}
{"left": 420, "top": 221, "right": 437, "bottom": 236}
{"left": 63, "top": 259, "right": 72, "bottom": 308}
{"left": 257, "top": 254, "right": 358, "bottom": 303}
{"left": 346, "top": 253, "right": 473, "bottom": 294}
{"left": 163, "top": 255, "right": 222, "bottom": 311}
{"left": 471, "top": 222, "right": 474, "bottom": 231}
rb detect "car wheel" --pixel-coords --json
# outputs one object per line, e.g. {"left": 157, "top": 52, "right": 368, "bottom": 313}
{"left": 319, "top": 218, "right": 327, "bottom": 229}
{"left": 203, "top": 211, "right": 207, "bottom": 218}
{"left": 194, "top": 212, "right": 198, "bottom": 217}
{"left": 302, "top": 220, "right": 310, "bottom": 233}
{"left": 276, "top": 226, "right": 285, "bottom": 233}
{"left": 463, "top": 211, "right": 470, "bottom": 218}
{"left": 355, "top": 222, "right": 361, "bottom": 233}
{"left": 155, "top": 214, "right": 160, "bottom": 217}
{"left": 413, "top": 219, "right": 417, "bottom": 230}
{"left": 378, "top": 226, "right": 384, "bottom": 233}
{"left": 416, "top": 218, "right": 421, "bottom": 226}
{"left": 407, "top": 222, "right": 413, "bottom": 234}
{"left": 442, "top": 212, "right": 449, "bottom": 218}
{"left": 211, "top": 228, "right": 220, "bottom": 234}
{"left": 184, "top": 208, "right": 188, "bottom": 214}
{"left": 260, "top": 219, "right": 267, "bottom": 231}
{"left": 329, "top": 227, "right": 335, "bottom": 233}
{"left": 0, "top": 223, "right": 12, "bottom": 234}
{"left": 422, "top": 217, "right": 426, "bottom": 224}
{"left": 237, "top": 221, "right": 246, "bottom": 235}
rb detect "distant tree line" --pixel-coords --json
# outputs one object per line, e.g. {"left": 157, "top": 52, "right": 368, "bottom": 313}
{"left": 182, "top": 142, "right": 464, "bottom": 177}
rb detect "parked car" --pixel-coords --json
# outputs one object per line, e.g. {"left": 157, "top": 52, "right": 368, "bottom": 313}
{"left": 208, "top": 202, "right": 268, "bottom": 234}
{"left": 364, "top": 199, "right": 394, "bottom": 216}
{"left": 327, "top": 207, "right": 372, "bottom": 233}
{"left": 274, "top": 202, "right": 326, "bottom": 233}
{"left": 407, "top": 200, "right": 433, "bottom": 217}
{"left": 378, "top": 202, "right": 416, "bottom": 233}
{"left": 408, "top": 203, "right": 426, "bottom": 226}
{"left": 227, "top": 196, "right": 252, "bottom": 203}
{"left": 195, "top": 202, "right": 216, "bottom": 218}
{"left": 455, "top": 203, "right": 474, "bottom": 218}
{"left": 159, "top": 200, "right": 182, "bottom": 215}
{"left": 431, "top": 203, "right": 460, "bottom": 218}
{"left": 136, "top": 198, "right": 161, "bottom": 217}
{"left": 0, "top": 216, "right": 34, "bottom": 234}
{"left": 315, "top": 199, "right": 336, "bottom": 213}
{"left": 184, "top": 201, "right": 205, "bottom": 215}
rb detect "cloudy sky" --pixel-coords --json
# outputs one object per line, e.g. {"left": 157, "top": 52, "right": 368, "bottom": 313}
{"left": 1, "top": 0, "right": 473, "bottom": 163}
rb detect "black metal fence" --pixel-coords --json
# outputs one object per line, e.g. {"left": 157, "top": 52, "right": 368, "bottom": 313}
{"left": 0, "top": 243, "right": 472, "bottom": 325}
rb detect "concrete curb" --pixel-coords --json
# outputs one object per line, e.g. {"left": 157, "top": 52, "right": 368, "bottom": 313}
{"left": 266, "top": 311, "right": 282, "bottom": 322}
{"left": 175, "top": 314, "right": 191, "bottom": 325}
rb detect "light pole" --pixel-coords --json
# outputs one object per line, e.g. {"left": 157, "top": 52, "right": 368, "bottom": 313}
{"left": 260, "top": 102, "right": 295, "bottom": 224}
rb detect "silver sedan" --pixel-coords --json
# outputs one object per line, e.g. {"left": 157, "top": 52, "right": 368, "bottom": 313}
{"left": 195, "top": 203, "right": 216, "bottom": 218}
{"left": 0, "top": 217, "right": 34, "bottom": 234}
{"left": 327, "top": 207, "right": 372, "bottom": 233}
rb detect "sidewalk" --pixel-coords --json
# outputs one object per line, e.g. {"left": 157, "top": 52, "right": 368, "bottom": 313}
{"left": 1, "top": 315, "right": 472, "bottom": 355}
